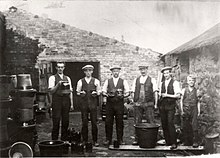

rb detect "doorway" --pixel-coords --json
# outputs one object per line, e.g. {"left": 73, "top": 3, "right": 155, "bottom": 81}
{"left": 52, "top": 62, "right": 100, "bottom": 110}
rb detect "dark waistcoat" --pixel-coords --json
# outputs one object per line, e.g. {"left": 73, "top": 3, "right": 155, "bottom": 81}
{"left": 80, "top": 77, "right": 98, "bottom": 108}
{"left": 107, "top": 78, "right": 124, "bottom": 103}
{"left": 183, "top": 87, "right": 198, "bottom": 107}
{"left": 134, "top": 76, "right": 154, "bottom": 102}
{"left": 54, "top": 74, "right": 69, "bottom": 96}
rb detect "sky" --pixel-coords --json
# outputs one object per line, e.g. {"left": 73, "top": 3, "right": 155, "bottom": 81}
{"left": 0, "top": 0, "right": 220, "bottom": 54}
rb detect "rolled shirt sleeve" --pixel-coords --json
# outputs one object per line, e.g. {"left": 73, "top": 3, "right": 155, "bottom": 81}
{"left": 76, "top": 79, "right": 82, "bottom": 93}
{"left": 94, "top": 79, "right": 101, "bottom": 95}
{"left": 151, "top": 78, "right": 158, "bottom": 92}
{"left": 123, "top": 80, "right": 130, "bottom": 94}
{"left": 173, "top": 80, "right": 182, "bottom": 95}
{"left": 67, "top": 77, "right": 73, "bottom": 91}
{"left": 48, "top": 75, "right": 55, "bottom": 89}
{"left": 102, "top": 80, "right": 108, "bottom": 93}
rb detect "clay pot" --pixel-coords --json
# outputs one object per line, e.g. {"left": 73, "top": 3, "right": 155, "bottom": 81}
{"left": 17, "top": 74, "right": 32, "bottom": 90}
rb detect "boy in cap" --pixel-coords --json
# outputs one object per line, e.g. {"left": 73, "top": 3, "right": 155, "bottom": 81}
{"left": 48, "top": 62, "right": 73, "bottom": 141}
{"left": 158, "top": 66, "right": 181, "bottom": 150}
{"left": 76, "top": 65, "right": 101, "bottom": 146}
{"left": 131, "top": 65, "right": 158, "bottom": 145}
{"left": 180, "top": 75, "right": 200, "bottom": 148}
{"left": 102, "top": 66, "right": 130, "bottom": 146}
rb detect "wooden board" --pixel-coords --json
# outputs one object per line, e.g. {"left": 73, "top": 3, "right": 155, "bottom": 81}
{"left": 109, "top": 145, "right": 204, "bottom": 151}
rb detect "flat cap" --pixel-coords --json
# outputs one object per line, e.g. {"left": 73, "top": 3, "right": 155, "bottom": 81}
{"left": 110, "top": 66, "right": 121, "bottom": 71}
{"left": 161, "top": 66, "right": 172, "bottom": 73}
{"left": 82, "top": 65, "right": 94, "bottom": 70}
{"left": 138, "top": 65, "right": 148, "bottom": 69}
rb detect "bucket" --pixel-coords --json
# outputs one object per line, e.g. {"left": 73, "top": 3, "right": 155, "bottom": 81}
{"left": 10, "top": 75, "right": 17, "bottom": 89}
{"left": 17, "top": 108, "right": 34, "bottom": 122}
{"left": 15, "top": 90, "right": 36, "bottom": 109}
{"left": 38, "top": 140, "right": 65, "bottom": 157}
{"left": 134, "top": 123, "right": 160, "bottom": 148}
{"left": 0, "top": 75, "right": 11, "bottom": 100}
{"left": 17, "top": 74, "right": 32, "bottom": 90}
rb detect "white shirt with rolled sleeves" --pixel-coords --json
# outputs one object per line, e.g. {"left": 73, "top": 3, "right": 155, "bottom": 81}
{"left": 131, "top": 76, "right": 158, "bottom": 93}
{"left": 48, "top": 74, "right": 73, "bottom": 90}
{"left": 102, "top": 77, "right": 130, "bottom": 94}
{"left": 76, "top": 77, "right": 101, "bottom": 95}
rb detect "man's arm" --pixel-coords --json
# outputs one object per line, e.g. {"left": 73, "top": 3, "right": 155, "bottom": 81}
{"left": 152, "top": 78, "right": 159, "bottom": 108}
{"left": 67, "top": 77, "right": 74, "bottom": 110}
{"left": 76, "top": 80, "right": 82, "bottom": 96}
{"left": 197, "top": 100, "right": 201, "bottom": 116}
{"left": 180, "top": 89, "right": 185, "bottom": 115}
{"left": 123, "top": 80, "right": 130, "bottom": 98}
{"left": 48, "top": 75, "right": 61, "bottom": 94}
{"left": 95, "top": 79, "right": 101, "bottom": 96}
{"left": 102, "top": 80, "right": 108, "bottom": 97}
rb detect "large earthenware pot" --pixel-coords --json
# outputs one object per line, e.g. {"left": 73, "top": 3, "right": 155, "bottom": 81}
{"left": 17, "top": 74, "right": 32, "bottom": 90}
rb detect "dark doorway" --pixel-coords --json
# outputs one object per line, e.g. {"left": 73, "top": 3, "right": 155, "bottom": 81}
{"left": 52, "top": 62, "right": 100, "bottom": 111}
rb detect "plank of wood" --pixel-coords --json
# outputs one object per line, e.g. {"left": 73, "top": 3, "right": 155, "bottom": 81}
{"left": 109, "top": 145, "right": 204, "bottom": 151}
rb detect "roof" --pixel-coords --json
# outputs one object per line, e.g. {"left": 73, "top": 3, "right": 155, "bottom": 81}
{"left": 164, "top": 22, "right": 220, "bottom": 56}
{"left": 3, "top": 9, "right": 161, "bottom": 60}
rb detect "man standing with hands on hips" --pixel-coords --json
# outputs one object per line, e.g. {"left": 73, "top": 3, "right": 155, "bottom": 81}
{"left": 76, "top": 65, "right": 101, "bottom": 147}
{"left": 102, "top": 66, "right": 130, "bottom": 146}
{"left": 131, "top": 65, "right": 158, "bottom": 145}
{"left": 48, "top": 62, "right": 73, "bottom": 141}
{"left": 158, "top": 66, "right": 181, "bottom": 150}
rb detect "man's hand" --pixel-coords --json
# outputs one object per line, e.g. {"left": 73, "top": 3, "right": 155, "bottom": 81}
{"left": 154, "top": 104, "right": 158, "bottom": 109}
{"left": 181, "top": 110, "right": 184, "bottom": 116}
{"left": 80, "top": 91, "right": 86, "bottom": 97}
{"left": 70, "top": 106, "right": 74, "bottom": 111}
{"left": 91, "top": 91, "right": 98, "bottom": 97}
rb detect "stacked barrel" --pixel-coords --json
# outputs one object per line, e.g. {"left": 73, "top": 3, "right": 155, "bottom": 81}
{"left": 0, "top": 75, "right": 13, "bottom": 157}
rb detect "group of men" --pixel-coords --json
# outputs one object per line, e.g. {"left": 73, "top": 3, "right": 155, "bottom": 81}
{"left": 48, "top": 62, "right": 200, "bottom": 150}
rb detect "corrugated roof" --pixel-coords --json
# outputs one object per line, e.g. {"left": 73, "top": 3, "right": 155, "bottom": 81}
{"left": 164, "top": 22, "right": 220, "bottom": 56}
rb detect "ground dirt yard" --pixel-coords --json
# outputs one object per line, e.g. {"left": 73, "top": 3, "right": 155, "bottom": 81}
{"left": 34, "top": 110, "right": 199, "bottom": 157}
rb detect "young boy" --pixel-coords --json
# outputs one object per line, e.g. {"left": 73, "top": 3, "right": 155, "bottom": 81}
{"left": 180, "top": 75, "right": 200, "bottom": 148}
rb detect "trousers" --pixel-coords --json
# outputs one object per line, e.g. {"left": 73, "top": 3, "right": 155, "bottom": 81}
{"left": 51, "top": 95, "right": 70, "bottom": 141}
{"left": 105, "top": 100, "right": 124, "bottom": 142}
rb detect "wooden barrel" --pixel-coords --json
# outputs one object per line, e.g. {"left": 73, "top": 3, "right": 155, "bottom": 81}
{"left": 15, "top": 90, "right": 36, "bottom": 109}
{"left": 17, "top": 74, "right": 32, "bottom": 90}
{"left": 0, "top": 75, "right": 11, "bottom": 100}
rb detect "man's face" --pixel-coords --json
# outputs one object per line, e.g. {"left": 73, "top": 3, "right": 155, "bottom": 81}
{"left": 163, "top": 70, "right": 171, "bottom": 80}
{"left": 112, "top": 69, "right": 120, "bottom": 78}
{"left": 56, "top": 63, "right": 65, "bottom": 74}
{"left": 84, "top": 69, "right": 93, "bottom": 77}
{"left": 139, "top": 68, "right": 148, "bottom": 76}
{"left": 187, "top": 77, "right": 195, "bottom": 87}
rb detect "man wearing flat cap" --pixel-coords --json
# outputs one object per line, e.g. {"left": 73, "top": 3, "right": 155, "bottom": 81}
{"left": 76, "top": 65, "right": 101, "bottom": 147}
{"left": 131, "top": 65, "right": 158, "bottom": 145}
{"left": 102, "top": 66, "right": 130, "bottom": 146}
{"left": 158, "top": 66, "right": 181, "bottom": 150}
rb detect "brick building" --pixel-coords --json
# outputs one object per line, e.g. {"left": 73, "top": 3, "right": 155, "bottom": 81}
{"left": 161, "top": 23, "right": 220, "bottom": 142}
{"left": 2, "top": 9, "right": 163, "bottom": 108}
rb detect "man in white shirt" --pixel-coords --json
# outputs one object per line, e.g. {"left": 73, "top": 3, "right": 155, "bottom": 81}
{"left": 102, "top": 66, "right": 130, "bottom": 146}
{"left": 131, "top": 65, "right": 158, "bottom": 145}
{"left": 48, "top": 62, "right": 73, "bottom": 141}
{"left": 158, "top": 66, "right": 181, "bottom": 150}
{"left": 76, "top": 65, "right": 101, "bottom": 147}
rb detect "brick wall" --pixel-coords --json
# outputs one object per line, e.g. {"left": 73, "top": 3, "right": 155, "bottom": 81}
{"left": 4, "top": 29, "right": 42, "bottom": 89}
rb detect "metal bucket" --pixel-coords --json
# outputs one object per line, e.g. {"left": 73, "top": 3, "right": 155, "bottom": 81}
{"left": 17, "top": 74, "right": 32, "bottom": 90}
{"left": 38, "top": 140, "right": 65, "bottom": 157}
{"left": 36, "top": 92, "right": 47, "bottom": 110}
{"left": 0, "top": 75, "right": 11, "bottom": 100}
{"left": 10, "top": 75, "right": 17, "bottom": 89}
{"left": 134, "top": 123, "right": 160, "bottom": 148}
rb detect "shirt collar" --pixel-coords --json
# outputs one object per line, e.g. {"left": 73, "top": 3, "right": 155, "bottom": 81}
{"left": 58, "top": 73, "right": 64, "bottom": 79}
